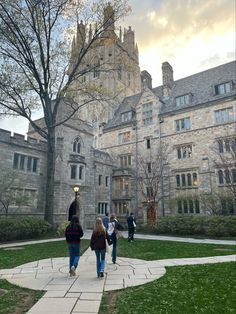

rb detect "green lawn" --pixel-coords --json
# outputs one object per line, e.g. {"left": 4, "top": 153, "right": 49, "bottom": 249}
{"left": 0, "top": 240, "right": 90, "bottom": 269}
{"left": 117, "top": 238, "right": 236, "bottom": 260}
{"left": 99, "top": 262, "right": 236, "bottom": 314}
{"left": 0, "top": 280, "right": 43, "bottom": 314}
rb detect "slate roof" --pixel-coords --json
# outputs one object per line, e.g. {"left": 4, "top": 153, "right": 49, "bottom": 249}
{"left": 156, "top": 60, "right": 236, "bottom": 114}
{"left": 104, "top": 60, "right": 236, "bottom": 130}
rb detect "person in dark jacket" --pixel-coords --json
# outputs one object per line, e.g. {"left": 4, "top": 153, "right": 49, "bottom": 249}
{"left": 90, "top": 218, "right": 110, "bottom": 278}
{"left": 102, "top": 212, "right": 109, "bottom": 229}
{"left": 127, "top": 212, "right": 136, "bottom": 242}
{"left": 65, "top": 215, "right": 84, "bottom": 276}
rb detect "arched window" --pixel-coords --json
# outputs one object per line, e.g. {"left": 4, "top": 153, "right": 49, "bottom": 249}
{"left": 218, "top": 170, "right": 224, "bottom": 184}
{"left": 181, "top": 174, "right": 186, "bottom": 186}
{"left": 73, "top": 137, "right": 81, "bottom": 154}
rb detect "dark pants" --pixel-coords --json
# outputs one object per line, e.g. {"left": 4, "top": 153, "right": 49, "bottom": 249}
{"left": 110, "top": 233, "right": 117, "bottom": 263}
{"left": 128, "top": 227, "right": 135, "bottom": 241}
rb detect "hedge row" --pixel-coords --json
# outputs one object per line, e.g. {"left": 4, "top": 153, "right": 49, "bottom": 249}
{"left": 155, "top": 215, "right": 236, "bottom": 237}
{"left": 0, "top": 217, "right": 52, "bottom": 242}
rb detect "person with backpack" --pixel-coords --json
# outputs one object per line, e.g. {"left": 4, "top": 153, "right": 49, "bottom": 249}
{"left": 65, "top": 215, "right": 84, "bottom": 276}
{"left": 90, "top": 218, "right": 110, "bottom": 278}
{"left": 107, "top": 213, "right": 123, "bottom": 264}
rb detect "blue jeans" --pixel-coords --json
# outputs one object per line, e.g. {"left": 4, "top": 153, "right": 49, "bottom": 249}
{"left": 95, "top": 249, "right": 106, "bottom": 277}
{"left": 110, "top": 233, "right": 117, "bottom": 263}
{"left": 68, "top": 243, "right": 80, "bottom": 270}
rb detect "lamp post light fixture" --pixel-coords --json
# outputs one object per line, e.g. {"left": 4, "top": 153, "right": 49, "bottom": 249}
{"left": 73, "top": 185, "right": 80, "bottom": 215}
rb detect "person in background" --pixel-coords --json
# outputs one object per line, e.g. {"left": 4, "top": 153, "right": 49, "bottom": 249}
{"left": 90, "top": 218, "right": 110, "bottom": 278}
{"left": 65, "top": 215, "right": 84, "bottom": 276}
{"left": 127, "top": 212, "right": 136, "bottom": 242}
{"left": 107, "top": 213, "right": 119, "bottom": 264}
{"left": 102, "top": 212, "right": 109, "bottom": 229}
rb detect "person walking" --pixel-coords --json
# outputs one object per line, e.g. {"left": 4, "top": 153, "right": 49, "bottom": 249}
{"left": 65, "top": 215, "right": 84, "bottom": 276}
{"left": 127, "top": 212, "right": 136, "bottom": 242}
{"left": 90, "top": 218, "right": 110, "bottom": 278}
{"left": 102, "top": 212, "right": 109, "bottom": 229}
{"left": 107, "top": 213, "right": 119, "bottom": 264}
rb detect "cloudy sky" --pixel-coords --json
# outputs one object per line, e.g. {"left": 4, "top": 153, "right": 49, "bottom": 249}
{"left": 0, "top": 0, "right": 235, "bottom": 134}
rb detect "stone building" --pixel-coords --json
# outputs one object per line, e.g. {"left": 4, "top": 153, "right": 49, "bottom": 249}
{"left": 101, "top": 60, "right": 236, "bottom": 223}
{"left": 0, "top": 6, "right": 235, "bottom": 226}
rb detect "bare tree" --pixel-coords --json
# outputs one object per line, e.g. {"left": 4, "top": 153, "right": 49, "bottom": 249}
{"left": 0, "top": 171, "right": 30, "bottom": 216}
{"left": 0, "top": 0, "right": 130, "bottom": 224}
{"left": 134, "top": 144, "right": 169, "bottom": 225}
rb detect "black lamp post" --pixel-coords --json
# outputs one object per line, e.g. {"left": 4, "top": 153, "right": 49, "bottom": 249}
{"left": 68, "top": 185, "right": 80, "bottom": 221}
{"left": 73, "top": 185, "right": 80, "bottom": 215}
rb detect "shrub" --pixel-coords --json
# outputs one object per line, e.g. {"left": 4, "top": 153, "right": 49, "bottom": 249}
{"left": 0, "top": 217, "right": 52, "bottom": 242}
{"left": 57, "top": 220, "right": 70, "bottom": 236}
{"left": 155, "top": 215, "right": 236, "bottom": 237}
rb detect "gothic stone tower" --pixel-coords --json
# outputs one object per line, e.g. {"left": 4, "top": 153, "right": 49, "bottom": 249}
{"left": 68, "top": 3, "right": 141, "bottom": 148}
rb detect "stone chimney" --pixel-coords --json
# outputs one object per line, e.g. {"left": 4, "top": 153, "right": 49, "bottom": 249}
{"left": 141, "top": 70, "right": 152, "bottom": 90}
{"left": 162, "top": 62, "right": 173, "bottom": 98}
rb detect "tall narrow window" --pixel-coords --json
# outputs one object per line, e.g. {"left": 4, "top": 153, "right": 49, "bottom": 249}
{"left": 105, "top": 176, "right": 109, "bottom": 187}
{"left": 177, "top": 200, "right": 182, "bottom": 213}
{"left": 176, "top": 175, "right": 180, "bottom": 187}
{"left": 118, "top": 65, "right": 122, "bottom": 80}
{"left": 147, "top": 162, "right": 152, "bottom": 173}
{"left": 99, "top": 175, "right": 102, "bottom": 186}
{"left": 218, "top": 170, "right": 224, "bottom": 184}
{"left": 195, "top": 200, "right": 200, "bottom": 213}
{"left": 71, "top": 165, "right": 77, "bottom": 179}
{"left": 146, "top": 138, "right": 151, "bottom": 149}
{"left": 181, "top": 174, "right": 186, "bottom": 186}
{"left": 192, "top": 173, "right": 198, "bottom": 186}
{"left": 13, "top": 153, "right": 19, "bottom": 169}
{"left": 20, "top": 155, "right": 25, "bottom": 170}
{"left": 32, "top": 158, "right": 38, "bottom": 173}
{"left": 189, "top": 200, "right": 194, "bottom": 213}
{"left": 225, "top": 169, "right": 231, "bottom": 184}
{"left": 79, "top": 165, "right": 83, "bottom": 180}
{"left": 187, "top": 173, "right": 192, "bottom": 186}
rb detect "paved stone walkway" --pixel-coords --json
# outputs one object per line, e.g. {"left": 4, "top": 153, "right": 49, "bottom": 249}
{"left": 0, "top": 234, "right": 235, "bottom": 313}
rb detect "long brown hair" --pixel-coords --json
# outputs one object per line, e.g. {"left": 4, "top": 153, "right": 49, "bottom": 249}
{"left": 94, "top": 218, "right": 106, "bottom": 234}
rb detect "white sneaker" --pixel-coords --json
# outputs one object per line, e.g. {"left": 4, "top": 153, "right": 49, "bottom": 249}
{"left": 70, "top": 266, "right": 76, "bottom": 276}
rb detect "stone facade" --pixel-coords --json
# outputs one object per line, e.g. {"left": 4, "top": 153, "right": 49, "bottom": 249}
{"left": 0, "top": 8, "right": 235, "bottom": 226}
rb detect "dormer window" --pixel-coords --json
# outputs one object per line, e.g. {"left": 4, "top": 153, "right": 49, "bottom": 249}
{"left": 215, "top": 82, "right": 232, "bottom": 95}
{"left": 73, "top": 137, "right": 81, "bottom": 153}
{"left": 176, "top": 94, "right": 191, "bottom": 107}
{"left": 121, "top": 111, "right": 132, "bottom": 122}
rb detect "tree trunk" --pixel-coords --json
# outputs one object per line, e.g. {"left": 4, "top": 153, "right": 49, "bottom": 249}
{"left": 44, "top": 128, "right": 56, "bottom": 225}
